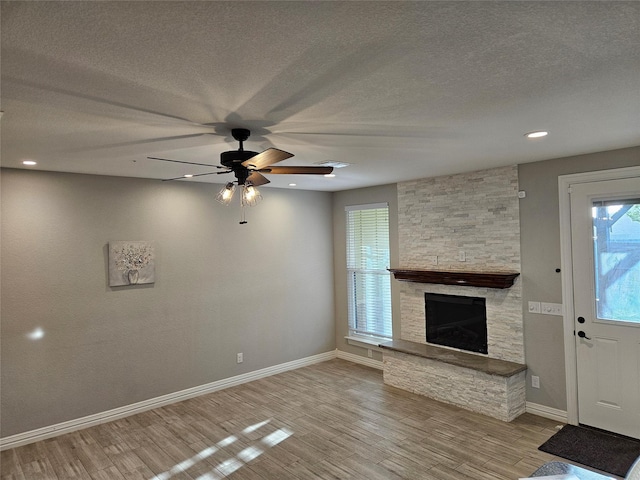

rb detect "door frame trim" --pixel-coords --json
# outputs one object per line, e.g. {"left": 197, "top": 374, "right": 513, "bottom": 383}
{"left": 558, "top": 166, "right": 640, "bottom": 425}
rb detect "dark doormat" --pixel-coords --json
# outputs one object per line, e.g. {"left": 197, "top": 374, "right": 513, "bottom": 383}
{"left": 539, "top": 425, "right": 640, "bottom": 478}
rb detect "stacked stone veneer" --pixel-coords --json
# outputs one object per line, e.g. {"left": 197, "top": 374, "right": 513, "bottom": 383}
{"left": 397, "top": 165, "right": 523, "bottom": 363}
{"left": 384, "top": 165, "right": 526, "bottom": 421}
{"left": 383, "top": 351, "right": 526, "bottom": 421}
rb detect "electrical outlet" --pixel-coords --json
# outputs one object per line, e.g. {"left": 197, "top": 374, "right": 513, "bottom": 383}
{"left": 528, "top": 301, "right": 541, "bottom": 314}
{"left": 236, "top": 352, "right": 243, "bottom": 364}
{"left": 427, "top": 255, "right": 438, "bottom": 266}
{"left": 458, "top": 251, "right": 466, "bottom": 262}
{"left": 367, "top": 349, "right": 372, "bottom": 358}
{"left": 532, "top": 375, "right": 540, "bottom": 388}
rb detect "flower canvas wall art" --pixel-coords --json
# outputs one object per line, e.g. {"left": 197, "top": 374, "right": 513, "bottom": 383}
{"left": 109, "top": 241, "right": 155, "bottom": 286}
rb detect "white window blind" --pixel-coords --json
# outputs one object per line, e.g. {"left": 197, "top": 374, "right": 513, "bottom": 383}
{"left": 346, "top": 203, "right": 392, "bottom": 339}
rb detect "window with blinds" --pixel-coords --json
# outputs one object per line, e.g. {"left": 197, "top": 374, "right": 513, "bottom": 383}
{"left": 346, "top": 203, "right": 392, "bottom": 339}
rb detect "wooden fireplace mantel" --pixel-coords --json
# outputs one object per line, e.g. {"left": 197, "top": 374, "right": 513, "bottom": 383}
{"left": 387, "top": 268, "right": 520, "bottom": 289}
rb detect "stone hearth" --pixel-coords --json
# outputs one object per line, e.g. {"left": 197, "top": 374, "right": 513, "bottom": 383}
{"left": 379, "top": 339, "right": 526, "bottom": 421}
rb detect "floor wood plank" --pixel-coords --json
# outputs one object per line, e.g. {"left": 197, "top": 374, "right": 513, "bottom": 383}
{"left": 2, "top": 359, "right": 583, "bottom": 479}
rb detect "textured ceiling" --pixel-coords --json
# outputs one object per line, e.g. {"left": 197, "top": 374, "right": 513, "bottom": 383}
{"left": 2, "top": 1, "right": 639, "bottom": 191}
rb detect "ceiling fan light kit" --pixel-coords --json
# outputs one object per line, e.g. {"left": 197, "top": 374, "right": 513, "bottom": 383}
{"left": 215, "top": 182, "right": 236, "bottom": 205}
{"left": 148, "top": 127, "right": 333, "bottom": 224}
{"left": 241, "top": 183, "right": 262, "bottom": 207}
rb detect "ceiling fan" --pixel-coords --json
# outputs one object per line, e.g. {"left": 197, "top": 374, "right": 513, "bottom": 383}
{"left": 147, "top": 128, "right": 333, "bottom": 224}
{"left": 148, "top": 127, "right": 333, "bottom": 186}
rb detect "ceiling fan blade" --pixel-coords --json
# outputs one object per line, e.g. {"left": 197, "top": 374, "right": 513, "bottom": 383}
{"left": 246, "top": 171, "right": 271, "bottom": 186}
{"left": 241, "top": 148, "right": 293, "bottom": 170}
{"left": 161, "top": 172, "right": 221, "bottom": 181}
{"left": 148, "top": 156, "right": 226, "bottom": 169}
{"left": 261, "top": 166, "right": 334, "bottom": 175}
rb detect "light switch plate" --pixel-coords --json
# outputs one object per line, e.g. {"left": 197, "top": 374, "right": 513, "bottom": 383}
{"left": 541, "top": 302, "right": 563, "bottom": 316}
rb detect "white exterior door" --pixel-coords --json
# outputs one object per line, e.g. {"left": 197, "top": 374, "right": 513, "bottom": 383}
{"left": 570, "top": 177, "right": 640, "bottom": 439}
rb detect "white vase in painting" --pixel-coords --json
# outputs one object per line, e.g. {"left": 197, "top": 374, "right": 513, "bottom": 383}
{"left": 127, "top": 269, "right": 139, "bottom": 284}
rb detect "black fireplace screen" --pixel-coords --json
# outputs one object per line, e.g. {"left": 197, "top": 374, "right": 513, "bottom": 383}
{"left": 425, "top": 292, "right": 488, "bottom": 354}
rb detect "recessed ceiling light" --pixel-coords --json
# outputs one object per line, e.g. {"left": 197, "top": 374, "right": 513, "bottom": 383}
{"left": 183, "top": 174, "right": 193, "bottom": 178}
{"left": 524, "top": 131, "right": 548, "bottom": 139}
{"left": 22, "top": 160, "right": 37, "bottom": 166}
{"left": 324, "top": 174, "right": 336, "bottom": 178}
{"left": 289, "top": 183, "right": 297, "bottom": 187}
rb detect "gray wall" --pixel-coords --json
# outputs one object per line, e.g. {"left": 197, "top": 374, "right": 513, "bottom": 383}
{"left": 332, "top": 184, "right": 400, "bottom": 363}
{"left": 519, "top": 146, "right": 640, "bottom": 410}
{"left": 1, "top": 169, "right": 335, "bottom": 437}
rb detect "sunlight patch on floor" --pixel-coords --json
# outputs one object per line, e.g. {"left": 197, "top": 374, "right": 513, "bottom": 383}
{"left": 149, "top": 418, "right": 294, "bottom": 479}
{"left": 260, "top": 427, "right": 293, "bottom": 447}
{"left": 242, "top": 419, "right": 270, "bottom": 434}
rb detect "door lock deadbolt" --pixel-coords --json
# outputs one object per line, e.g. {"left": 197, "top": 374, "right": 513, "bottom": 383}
{"left": 577, "top": 316, "right": 585, "bottom": 324}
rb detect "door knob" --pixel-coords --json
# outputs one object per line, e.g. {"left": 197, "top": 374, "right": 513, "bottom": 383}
{"left": 577, "top": 330, "right": 591, "bottom": 340}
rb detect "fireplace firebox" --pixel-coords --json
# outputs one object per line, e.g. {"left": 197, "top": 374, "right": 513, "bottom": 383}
{"left": 425, "top": 292, "right": 488, "bottom": 354}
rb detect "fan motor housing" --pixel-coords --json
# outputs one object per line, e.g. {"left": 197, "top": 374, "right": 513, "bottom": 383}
{"left": 220, "top": 150, "right": 259, "bottom": 168}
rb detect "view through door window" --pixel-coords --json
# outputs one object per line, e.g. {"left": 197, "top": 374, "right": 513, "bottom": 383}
{"left": 592, "top": 199, "right": 640, "bottom": 323}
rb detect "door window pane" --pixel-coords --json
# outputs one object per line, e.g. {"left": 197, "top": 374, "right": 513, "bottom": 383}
{"left": 592, "top": 199, "right": 640, "bottom": 323}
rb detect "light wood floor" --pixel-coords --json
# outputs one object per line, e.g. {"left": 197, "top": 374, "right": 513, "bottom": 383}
{"left": 2, "top": 359, "right": 569, "bottom": 479}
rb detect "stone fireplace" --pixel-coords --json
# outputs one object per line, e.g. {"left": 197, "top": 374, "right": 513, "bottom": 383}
{"left": 401, "top": 278, "right": 523, "bottom": 364}
{"left": 381, "top": 165, "right": 526, "bottom": 421}
{"left": 397, "top": 165, "right": 523, "bottom": 363}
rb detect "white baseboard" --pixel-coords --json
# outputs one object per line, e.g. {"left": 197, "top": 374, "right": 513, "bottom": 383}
{"left": 0, "top": 353, "right": 567, "bottom": 451}
{"left": 335, "top": 349, "right": 384, "bottom": 370}
{"left": 526, "top": 402, "right": 568, "bottom": 423}
{"left": 0, "top": 351, "right": 335, "bottom": 451}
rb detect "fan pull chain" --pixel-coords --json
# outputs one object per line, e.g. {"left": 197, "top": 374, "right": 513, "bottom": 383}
{"left": 239, "top": 196, "right": 248, "bottom": 224}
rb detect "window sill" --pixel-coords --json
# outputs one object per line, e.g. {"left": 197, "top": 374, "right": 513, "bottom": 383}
{"left": 345, "top": 335, "right": 387, "bottom": 351}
